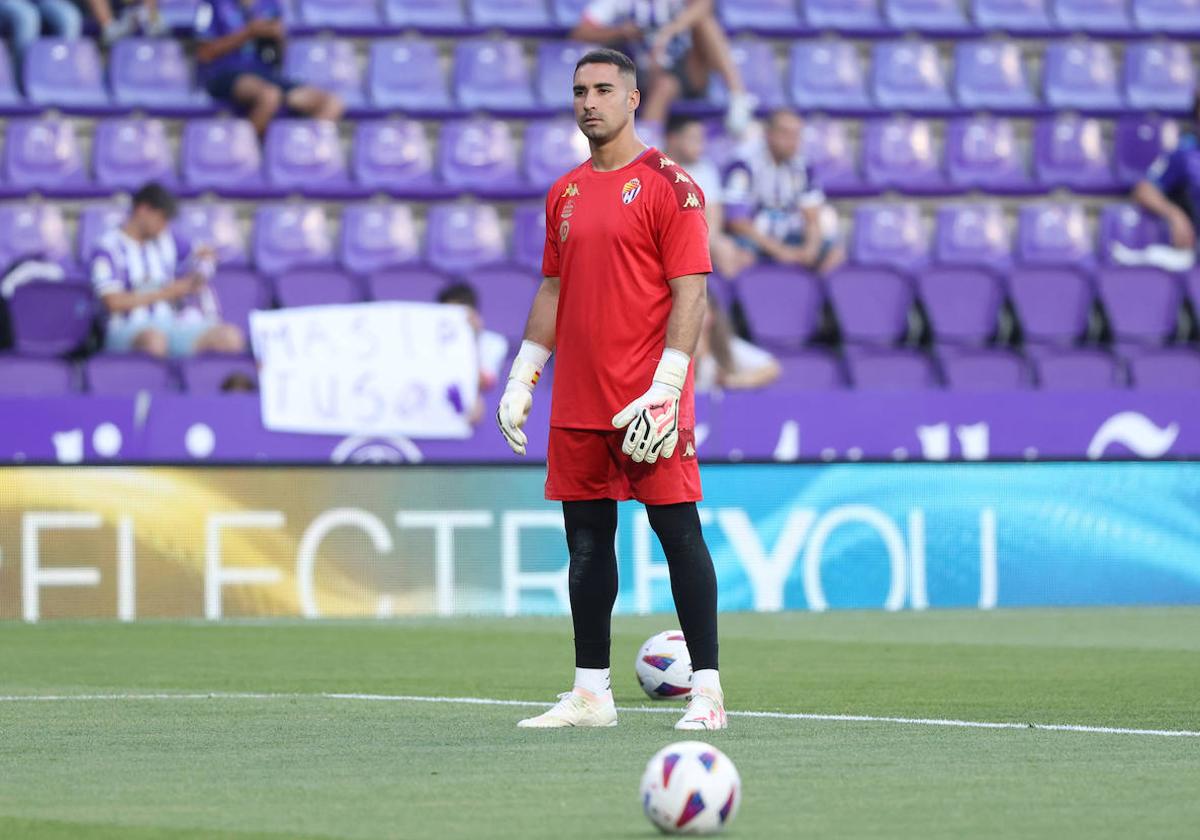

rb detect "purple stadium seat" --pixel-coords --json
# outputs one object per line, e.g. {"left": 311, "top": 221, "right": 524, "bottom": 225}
{"left": 110, "top": 39, "right": 207, "bottom": 111}
{"left": 972, "top": 0, "right": 1054, "bottom": 32}
{"left": 23, "top": 39, "right": 109, "bottom": 109}
{"left": 383, "top": 0, "right": 472, "bottom": 30}
{"left": 1098, "top": 204, "right": 1169, "bottom": 264}
{"left": 93, "top": 119, "right": 177, "bottom": 191}
{"left": 468, "top": 0, "right": 553, "bottom": 31}
{"left": 454, "top": 39, "right": 537, "bottom": 114}
{"left": 0, "top": 205, "right": 72, "bottom": 269}
{"left": 916, "top": 269, "right": 1003, "bottom": 345}
{"left": 253, "top": 204, "right": 335, "bottom": 275}
{"left": 367, "top": 269, "right": 452, "bottom": 303}
{"left": 806, "top": 0, "right": 889, "bottom": 32}
{"left": 438, "top": 118, "right": 528, "bottom": 197}
{"left": 1187, "top": 270, "right": 1200, "bottom": 312}
{"left": 1032, "top": 115, "right": 1117, "bottom": 193}
{"left": 1114, "top": 115, "right": 1179, "bottom": 187}
{"left": 179, "top": 354, "right": 259, "bottom": 394}
{"left": 0, "top": 41, "right": 22, "bottom": 110}
{"left": 158, "top": 0, "right": 198, "bottom": 29}
{"left": 734, "top": 266, "right": 825, "bottom": 350}
{"left": 296, "top": 0, "right": 383, "bottom": 28}
{"left": 954, "top": 41, "right": 1038, "bottom": 111}
{"left": 86, "top": 354, "right": 175, "bottom": 394}
{"left": 283, "top": 38, "right": 367, "bottom": 110}
{"left": 1035, "top": 350, "right": 1122, "bottom": 390}
{"left": 1129, "top": 349, "right": 1200, "bottom": 389}
{"left": 1052, "top": 0, "right": 1130, "bottom": 32}
{"left": 775, "top": 351, "right": 846, "bottom": 390}
{"left": 426, "top": 204, "right": 506, "bottom": 275}
{"left": 339, "top": 204, "right": 421, "bottom": 275}
{"left": 709, "top": 40, "right": 786, "bottom": 111}
{"left": 934, "top": 204, "right": 1012, "bottom": 272}
{"left": 1096, "top": 267, "right": 1182, "bottom": 345}
{"left": 885, "top": 0, "right": 972, "bottom": 32}
{"left": 274, "top": 269, "right": 365, "bottom": 308}
{"left": 511, "top": 204, "right": 546, "bottom": 273}
{"left": 1123, "top": 42, "right": 1195, "bottom": 112}
{"left": 209, "top": 270, "right": 269, "bottom": 335}
{"left": 550, "top": 0, "right": 589, "bottom": 26}
{"left": 78, "top": 203, "right": 128, "bottom": 264}
{"left": 1132, "top": 0, "right": 1200, "bottom": 33}
{"left": 181, "top": 119, "right": 264, "bottom": 194}
{"left": 176, "top": 203, "right": 248, "bottom": 268}
{"left": 470, "top": 267, "right": 539, "bottom": 340}
{"left": 719, "top": 0, "right": 806, "bottom": 34}
{"left": 524, "top": 117, "right": 589, "bottom": 190}
{"left": 535, "top": 41, "right": 589, "bottom": 111}
{"left": 945, "top": 116, "right": 1033, "bottom": 194}
{"left": 846, "top": 349, "right": 939, "bottom": 390}
{"left": 8, "top": 282, "right": 95, "bottom": 355}
{"left": 1008, "top": 268, "right": 1092, "bottom": 344}
{"left": 862, "top": 117, "right": 947, "bottom": 194}
{"left": 1043, "top": 42, "right": 1123, "bottom": 112}
{"left": 0, "top": 356, "right": 74, "bottom": 395}
{"left": 850, "top": 204, "right": 930, "bottom": 274}
{"left": 1016, "top": 204, "right": 1093, "bottom": 268}
{"left": 789, "top": 41, "right": 871, "bottom": 113}
{"left": 828, "top": 267, "right": 913, "bottom": 345}
{"left": 941, "top": 350, "right": 1030, "bottom": 391}
{"left": 3, "top": 118, "right": 91, "bottom": 196}
{"left": 368, "top": 39, "right": 455, "bottom": 114}
{"left": 351, "top": 119, "right": 440, "bottom": 196}
{"left": 264, "top": 119, "right": 353, "bottom": 195}
{"left": 803, "top": 116, "right": 868, "bottom": 196}
{"left": 871, "top": 41, "right": 954, "bottom": 112}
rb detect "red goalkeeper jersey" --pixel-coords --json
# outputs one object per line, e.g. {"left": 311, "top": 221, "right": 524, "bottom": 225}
{"left": 542, "top": 147, "right": 712, "bottom": 430}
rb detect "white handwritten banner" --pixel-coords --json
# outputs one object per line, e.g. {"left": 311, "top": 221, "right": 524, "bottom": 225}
{"left": 250, "top": 302, "right": 479, "bottom": 439}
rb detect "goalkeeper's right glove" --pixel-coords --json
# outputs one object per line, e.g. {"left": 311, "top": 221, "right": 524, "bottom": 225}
{"left": 496, "top": 341, "right": 551, "bottom": 456}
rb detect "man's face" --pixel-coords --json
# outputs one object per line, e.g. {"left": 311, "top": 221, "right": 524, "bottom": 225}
{"left": 573, "top": 62, "right": 637, "bottom": 144}
{"left": 766, "top": 112, "right": 803, "bottom": 162}
{"left": 132, "top": 205, "right": 170, "bottom": 239}
{"left": 667, "top": 122, "right": 705, "bottom": 165}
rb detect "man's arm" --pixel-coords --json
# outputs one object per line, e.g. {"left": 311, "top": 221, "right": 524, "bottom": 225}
{"left": 194, "top": 17, "right": 280, "bottom": 65}
{"left": 652, "top": 0, "right": 713, "bottom": 57}
{"left": 665, "top": 273, "right": 707, "bottom": 355}
{"left": 100, "top": 278, "right": 201, "bottom": 315}
{"left": 496, "top": 276, "right": 559, "bottom": 456}
{"left": 521, "top": 275, "right": 560, "bottom": 351}
{"left": 725, "top": 217, "right": 796, "bottom": 262}
{"left": 1133, "top": 179, "right": 1196, "bottom": 250}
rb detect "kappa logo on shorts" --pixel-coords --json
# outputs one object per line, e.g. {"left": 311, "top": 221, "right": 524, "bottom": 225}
{"left": 621, "top": 178, "right": 642, "bottom": 205}
{"left": 679, "top": 428, "right": 697, "bottom": 460}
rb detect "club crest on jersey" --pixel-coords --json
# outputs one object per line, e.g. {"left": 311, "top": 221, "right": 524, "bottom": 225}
{"left": 622, "top": 178, "right": 642, "bottom": 205}
{"left": 559, "top": 219, "right": 570, "bottom": 242}
{"left": 563, "top": 182, "right": 580, "bottom": 197}
{"left": 683, "top": 192, "right": 702, "bottom": 209}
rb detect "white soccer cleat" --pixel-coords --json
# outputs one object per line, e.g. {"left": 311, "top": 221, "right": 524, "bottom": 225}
{"left": 517, "top": 688, "right": 618, "bottom": 728}
{"left": 674, "top": 687, "right": 727, "bottom": 731}
{"left": 725, "top": 92, "right": 759, "bottom": 137}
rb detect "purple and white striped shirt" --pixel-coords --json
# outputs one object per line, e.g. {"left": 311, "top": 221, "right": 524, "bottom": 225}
{"left": 90, "top": 227, "right": 216, "bottom": 326}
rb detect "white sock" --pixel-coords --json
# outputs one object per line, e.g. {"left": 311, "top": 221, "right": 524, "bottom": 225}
{"left": 691, "top": 669, "right": 722, "bottom": 697}
{"left": 574, "top": 667, "right": 611, "bottom": 696}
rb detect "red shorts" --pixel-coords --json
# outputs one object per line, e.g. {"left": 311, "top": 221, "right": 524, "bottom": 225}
{"left": 545, "top": 427, "right": 702, "bottom": 504}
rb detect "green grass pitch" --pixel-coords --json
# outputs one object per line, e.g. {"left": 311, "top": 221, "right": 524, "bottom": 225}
{"left": 2, "top": 608, "right": 1198, "bottom": 838}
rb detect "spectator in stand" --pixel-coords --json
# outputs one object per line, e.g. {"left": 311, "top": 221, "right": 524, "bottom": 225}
{"left": 437, "top": 282, "right": 510, "bottom": 425}
{"left": 694, "top": 297, "right": 779, "bottom": 393}
{"left": 0, "top": 0, "right": 82, "bottom": 59}
{"left": 664, "top": 113, "right": 754, "bottom": 279}
{"left": 722, "top": 109, "right": 845, "bottom": 275}
{"left": 81, "top": 0, "right": 167, "bottom": 44}
{"left": 570, "top": 0, "right": 756, "bottom": 137}
{"left": 194, "top": 0, "right": 343, "bottom": 137}
{"left": 91, "top": 183, "right": 245, "bottom": 358}
{"left": 1133, "top": 94, "right": 1200, "bottom": 261}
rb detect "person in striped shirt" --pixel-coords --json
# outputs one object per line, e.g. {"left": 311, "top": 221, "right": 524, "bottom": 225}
{"left": 90, "top": 183, "right": 245, "bottom": 358}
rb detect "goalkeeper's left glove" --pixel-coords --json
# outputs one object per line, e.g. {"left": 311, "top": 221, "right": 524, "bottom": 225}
{"left": 611, "top": 349, "right": 689, "bottom": 464}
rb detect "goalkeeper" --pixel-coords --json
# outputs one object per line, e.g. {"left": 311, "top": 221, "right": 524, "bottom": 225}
{"left": 496, "top": 47, "right": 725, "bottom": 732}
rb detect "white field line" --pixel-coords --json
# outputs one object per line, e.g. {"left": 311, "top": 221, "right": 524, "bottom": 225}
{"left": 0, "top": 691, "right": 1196, "bottom": 739}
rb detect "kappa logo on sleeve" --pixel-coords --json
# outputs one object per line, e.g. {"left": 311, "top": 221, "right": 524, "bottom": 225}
{"left": 682, "top": 192, "right": 702, "bottom": 209}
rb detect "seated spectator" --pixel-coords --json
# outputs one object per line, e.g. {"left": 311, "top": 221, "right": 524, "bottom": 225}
{"left": 194, "top": 0, "right": 343, "bottom": 137}
{"left": 220, "top": 371, "right": 257, "bottom": 392}
{"left": 694, "top": 298, "right": 779, "bottom": 393}
{"left": 438, "top": 280, "right": 509, "bottom": 382}
{"left": 722, "top": 109, "right": 845, "bottom": 275}
{"left": 664, "top": 114, "right": 754, "bottom": 279}
{"left": 91, "top": 182, "right": 245, "bottom": 358}
{"left": 571, "top": 0, "right": 756, "bottom": 136}
{"left": 82, "top": 0, "right": 166, "bottom": 44}
{"left": 1133, "top": 94, "right": 1200, "bottom": 260}
{"left": 0, "top": 0, "right": 81, "bottom": 58}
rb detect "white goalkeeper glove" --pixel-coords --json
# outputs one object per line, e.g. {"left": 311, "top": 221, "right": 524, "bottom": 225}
{"left": 611, "top": 348, "right": 689, "bottom": 464}
{"left": 496, "top": 340, "right": 551, "bottom": 456}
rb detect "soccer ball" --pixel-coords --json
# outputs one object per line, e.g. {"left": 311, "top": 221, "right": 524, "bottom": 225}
{"left": 640, "top": 741, "right": 741, "bottom": 835}
{"left": 635, "top": 630, "right": 692, "bottom": 699}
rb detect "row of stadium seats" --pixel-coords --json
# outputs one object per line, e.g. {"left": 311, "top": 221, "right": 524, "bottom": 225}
{"left": 143, "top": 0, "right": 1200, "bottom": 38}
{"left": 0, "top": 112, "right": 1177, "bottom": 200}
{"left": 3, "top": 37, "right": 1196, "bottom": 117}
{"left": 0, "top": 352, "right": 258, "bottom": 396}
{"left": 0, "top": 199, "right": 1177, "bottom": 279}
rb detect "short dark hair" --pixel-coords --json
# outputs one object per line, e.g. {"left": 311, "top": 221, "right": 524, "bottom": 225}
{"left": 574, "top": 48, "right": 637, "bottom": 82}
{"left": 437, "top": 281, "right": 479, "bottom": 308}
{"left": 666, "top": 113, "right": 702, "bottom": 137}
{"left": 766, "top": 108, "right": 799, "bottom": 130}
{"left": 131, "top": 182, "right": 178, "bottom": 219}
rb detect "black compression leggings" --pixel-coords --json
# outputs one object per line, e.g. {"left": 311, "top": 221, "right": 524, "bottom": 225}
{"left": 563, "top": 500, "right": 719, "bottom": 671}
